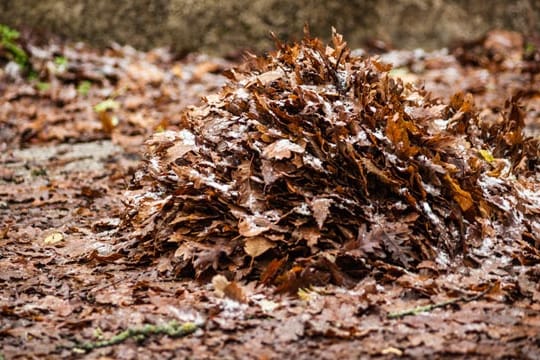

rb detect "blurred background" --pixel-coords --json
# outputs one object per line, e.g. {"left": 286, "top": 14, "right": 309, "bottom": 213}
{"left": 1, "top": 0, "right": 539, "bottom": 54}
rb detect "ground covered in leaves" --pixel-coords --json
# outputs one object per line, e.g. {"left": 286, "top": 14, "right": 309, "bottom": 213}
{"left": 1, "top": 29, "right": 540, "bottom": 359}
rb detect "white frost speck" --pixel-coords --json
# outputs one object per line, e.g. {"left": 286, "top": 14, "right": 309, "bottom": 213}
{"left": 220, "top": 298, "right": 248, "bottom": 318}
{"left": 294, "top": 203, "right": 311, "bottom": 216}
{"left": 422, "top": 182, "right": 441, "bottom": 196}
{"left": 303, "top": 153, "right": 325, "bottom": 171}
{"left": 178, "top": 129, "right": 196, "bottom": 145}
{"left": 421, "top": 201, "right": 440, "bottom": 226}
{"left": 235, "top": 87, "right": 251, "bottom": 100}
{"left": 274, "top": 139, "right": 304, "bottom": 154}
{"left": 189, "top": 169, "right": 232, "bottom": 193}
{"left": 435, "top": 250, "right": 450, "bottom": 267}
{"left": 433, "top": 118, "right": 449, "bottom": 130}
{"left": 347, "top": 130, "right": 368, "bottom": 145}
{"left": 149, "top": 158, "right": 161, "bottom": 173}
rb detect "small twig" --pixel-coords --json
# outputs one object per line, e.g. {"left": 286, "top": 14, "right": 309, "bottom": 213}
{"left": 387, "top": 285, "right": 493, "bottom": 319}
{"left": 71, "top": 321, "right": 199, "bottom": 353}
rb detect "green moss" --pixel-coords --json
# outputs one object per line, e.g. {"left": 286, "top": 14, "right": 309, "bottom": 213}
{"left": 77, "top": 80, "right": 92, "bottom": 96}
{"left": 0, "top": 24, "right": 30, "bottom": 71}
{"left": 73, "top": 321, "right": 199, "bottom": 353}
{"left": 36, "top": 82, "right": 50, "bottom": 91}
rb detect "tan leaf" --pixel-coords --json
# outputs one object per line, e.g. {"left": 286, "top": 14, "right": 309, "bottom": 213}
{"left": 238, "top": 215, "right": 270, "bottom": 237}
{"left": 43, "top": 231, "right": 64, "bottom": 245}
{"left": 361, "top": 157, "right": 401, "bottom": 186}
{"left": 211, "top": 275, "right": 247, "bottom": 303}
{"left": 261, "top": 159, "right": 279, "bottom": 185}
{"left": 246, "top": 69, "right": 285, "bottom": 87}
{"left": 212, "top": 274, "right": 229, "bottom": 297}
{"left": 97, "top": 111, "right": 118, "bottom": 134}
{"left": 244, "top": 237, "right": 275, "bottom": 258}
{"left": 166, "top": 129, "right": 196, "bottom": 161}
{"left": 293, "top": 226, "right": 320, "bottom": 249}
{"left": 381, "top": 347, "right": 403, "bottom": 356}
{"left": 309, "top": 198, "right": 333, "bottom": 229}
{"left": 262, "top": 139, "right": 305, "bottom": 160}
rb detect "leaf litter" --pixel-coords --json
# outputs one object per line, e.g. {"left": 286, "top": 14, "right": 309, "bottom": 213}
{"left": 1, "top": 27, "right": 540, "bottom": 359}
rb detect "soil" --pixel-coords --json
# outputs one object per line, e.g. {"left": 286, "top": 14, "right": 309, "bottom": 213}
{"left": 0, "top": 30, "right": 539, "bottom": 359}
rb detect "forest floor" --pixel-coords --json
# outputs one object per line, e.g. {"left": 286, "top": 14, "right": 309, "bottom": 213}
{"left": 1, "top": 30, "right": 540, "bottom": 359}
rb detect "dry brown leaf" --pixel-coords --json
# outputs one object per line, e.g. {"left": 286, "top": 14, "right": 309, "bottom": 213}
{"left": 244, "top": 236, "right": 275, "bottom": 258}
{"left": 212, "top": 274, "right": 230, "bottom": 297}
{"left": 262, "top": 139, "right": 305, "bottom": 160}
{"left": 238, "top": 215, "right": 271, "bottom": 237}
{"left": 309, "top": 197, "right": 333, "bottom": 229}
{"left": 165, "top": 130, "right": 197, "bottom": 161}
{"left": 223, "top": 281, "right": 247, "bottom": 303}
{"left": 97, "top": 111, "right": 118, "bottom": 134}
{"left": 445, "top": 174, "right": 474, "bottom": 212}
{"left": 247, "top": 69, "right": 286, "bottom": 87}
{"left": 211, "top": 274, "right": 247, "bottom": 303}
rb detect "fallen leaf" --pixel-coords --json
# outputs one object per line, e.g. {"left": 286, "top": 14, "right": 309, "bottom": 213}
{"left": 43, "top": 231, "right": 64, "bottom": 245}
{"left": 309, "top": 197, "right": 332, "bottom": 229}
{"left": 445, "top": 174, "right": 474, "bottom": 212}
{"left": 211, "top": 274, "right": 247, "bottom": 303}
{"left": 478, "top": 149, "right": 495, "bottom": 163}
{"left": 238, "top": 215, "right": 271, "bottom": 237}
{"left": 262, "top": 139, "right": 305, "bottom": 160}
{"left": 212, "top": 274, "right": 230, "bottom": 298}
{"left": 381, "top": 347, "right": 403, "bottom": 356}
{"left": 244, "top": 237, "right": 275, "bottom": 258}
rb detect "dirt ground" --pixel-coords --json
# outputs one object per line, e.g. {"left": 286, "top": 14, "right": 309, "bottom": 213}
{"left": 1, "top": 30, "right": 539, "bottom": 359}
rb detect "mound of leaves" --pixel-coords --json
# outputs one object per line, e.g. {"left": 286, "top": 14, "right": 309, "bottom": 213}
{"left": 122, "top": 30, "right": 539, "bottom": 287}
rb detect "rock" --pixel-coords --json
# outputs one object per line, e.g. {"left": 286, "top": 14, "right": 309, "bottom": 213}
{"left": 1, "top": 1, "right": 539, "bottom": 54}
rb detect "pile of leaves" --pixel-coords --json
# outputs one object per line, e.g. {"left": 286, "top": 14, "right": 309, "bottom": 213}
{"left": 122, "top": 30, "right": 539, "bottom": 287}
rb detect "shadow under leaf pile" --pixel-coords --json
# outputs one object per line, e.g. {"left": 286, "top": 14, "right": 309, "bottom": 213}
{"left": 121, "top": 30, "right": 539, "bottom": 288}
